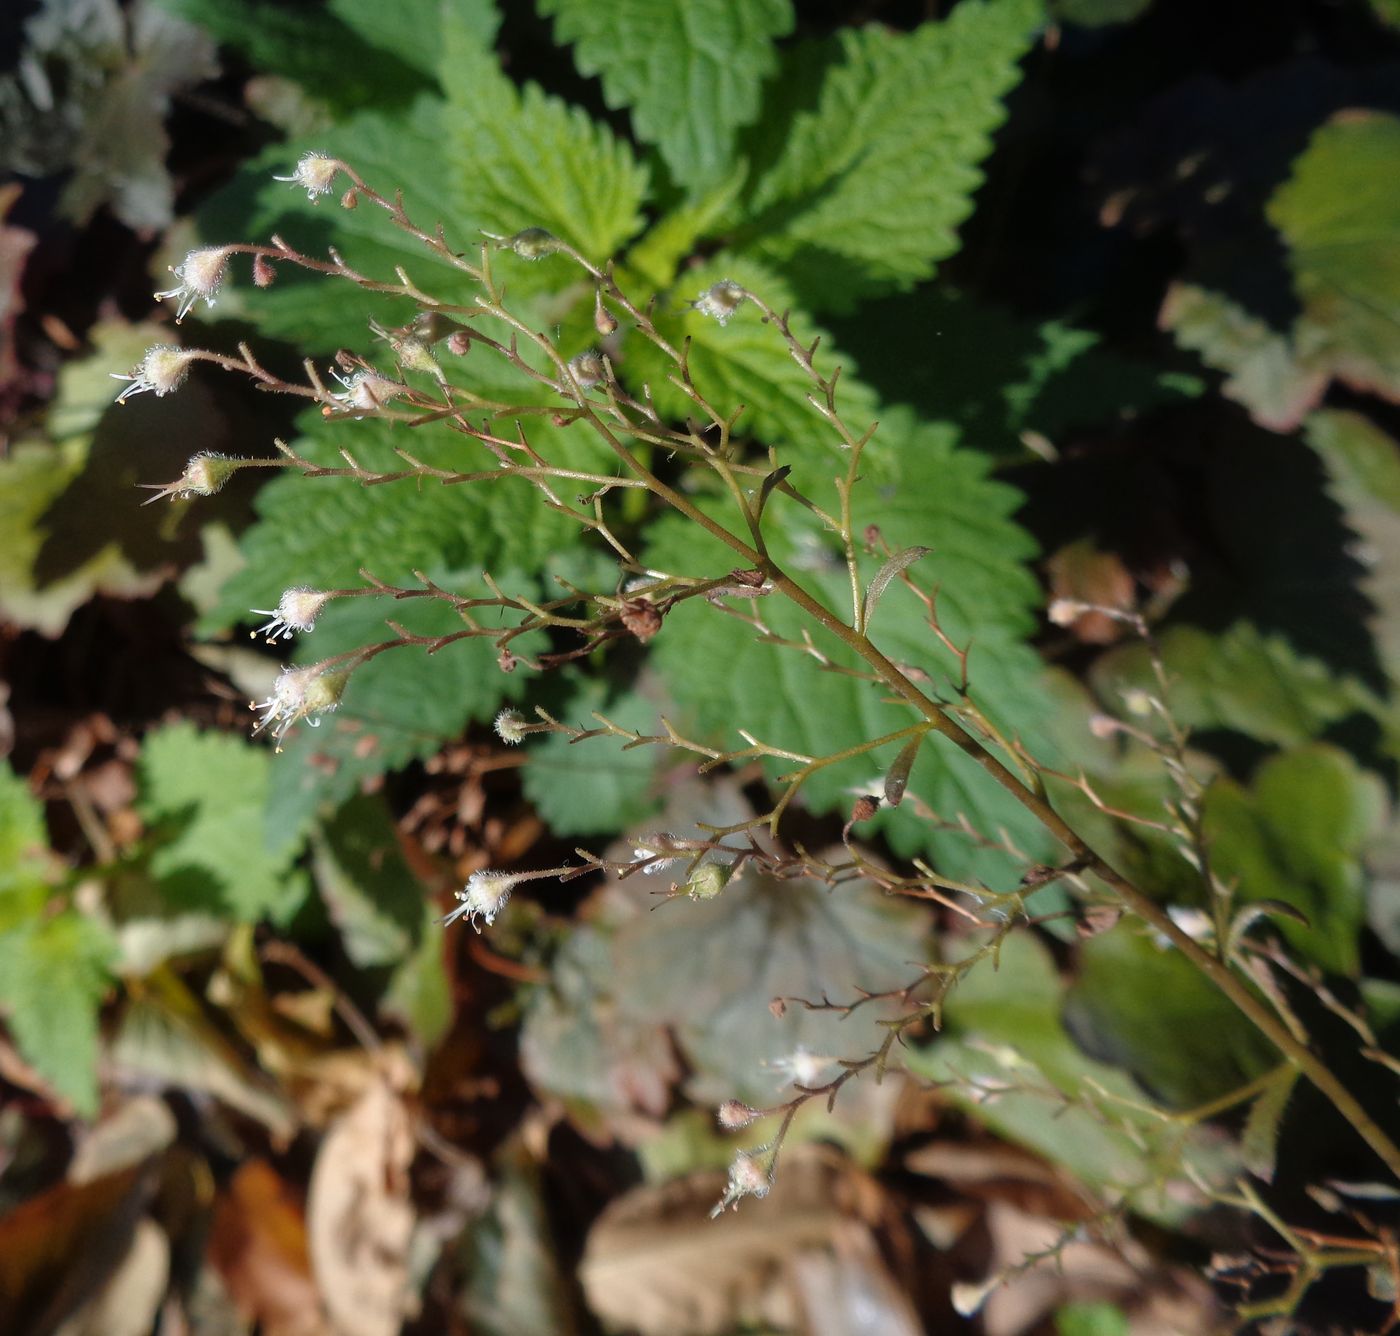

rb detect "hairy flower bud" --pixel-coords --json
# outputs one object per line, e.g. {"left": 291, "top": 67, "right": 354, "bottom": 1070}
{"left": 252, "top": 254, "right": 277, "bottom": 288}
{"left": 494, "top": 708, "right": 527, "bottom": 746}
{"left": 111, "top": 345, "right": 199, "bottom": 402}
{"left": 155, "top": 246, "right": 233, "bottom": 322}
{"left": 139, "top": 451, "right": 242, "bottom": 505}
{"left": 501, "top": 227, "right": 564, "bottom": 259}
{"left": 693, "top": 279, "right": 746, "bottom": 326}
{"left": 273, "top": 151, "right": 340, "bottom": 202}
{"left": 716, "top": 1100, "right": 759, "bottom": 1130}
{"left": 326, "top": 367, "right": 405, "bottom": 417}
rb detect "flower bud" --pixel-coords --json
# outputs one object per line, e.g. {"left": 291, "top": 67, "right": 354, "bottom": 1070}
{"left": 494, "top": 708, "right": 527, "bottom": 746}
{"left": 111, "top": 345, "right": 199, "bottom": 402}
{"left": 693, "top": 280, "right": 746, "bottom": 326}
{"left": 139, "top": 451, "right": 243, "bottom": 504}
{"left": 252, "top": 254, "right": 277, "bottom": 288}
{"left": 447, "top": 330, "right": 472, "bottom": 356}
{"left": 710, "top": 1151, "right": 772, "bottom": 1217}
{"left": 716, "top": 1100, "right": 759, "bottom": 1130}
{"left": 593, "top": 290, "right": 618, "bottom": 335}
{"left": 503, "top": 227, "right": 563, "bottom": 259}
{"left": 685, "top": 862, "right": 732, "bottom": 901}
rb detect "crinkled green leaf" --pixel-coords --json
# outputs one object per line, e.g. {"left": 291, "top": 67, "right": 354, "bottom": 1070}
{"left": 137, "top": 723, "right": 304, "bottom": 920}
{"left": 520, "top": 680, "right": 664, "bottom": 836}
{"left": 1064, "top": 925, "right": 1278, "bottom": 1108}
{"left": 1266, "top": 111, "right": 1400, "bottom": 407}
{"left": 1092, "top": 621, "right": 1378, "bottom": 749}
{"left": 906, "top": 931, "right": 1239, "bottom": 1218}
{"left": 311, "top": 793, "right": 424, "bottom": 968}
{"left": 735, "top": 0, "right": 1042, "bottom": 311}
{"left": 0, "top": 911, "right": 116, "bottom": 1116}
{"left": 1203, "top": 745, "right": 1385, "bottom": 977}
{"left": 621, "top": 254, "right": 878, "bottom": 466}
{"left": 436, "top": 9, "right": 650, "bottom": 264}
{"left": 645, "top": 407, "right": 1052, "bottom": 883}
{"left": 539, "top": 0, "right": 792, "bottom": 188}
{"left": 0, "top": 762, "right": 51, "bottom": 903}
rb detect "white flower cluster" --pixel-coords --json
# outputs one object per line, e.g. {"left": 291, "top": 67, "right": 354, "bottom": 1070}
{"left": 111, "top": 345, "right": 199, "bottom": 403}
{"left": 692, "top": 279, "right": 747, "bottom": 326}
{"left": 709, "top": 1151, "right": 772, "bottom": 1217}
{"left": 273, "top": 151, "right": 341, "bottom": 202}
{"left": 250, "top": 664, "right": 350, "bottom": 749}
{"left": 250, "top": 587, "right": 331, "bottom": 642}
{"left": 440, "top": 871, "right": 521, "bottom": 931}
{"left": 155, "top": 247, "right": 232, "bottom": 323}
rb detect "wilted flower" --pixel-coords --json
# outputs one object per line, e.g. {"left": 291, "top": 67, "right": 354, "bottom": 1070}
{"left": 138, "top": 451, "right": 241, "bottom": 505}
{"left": 327, "top": 367, "right": 404, "bottom": 417}
{"left": 250, "top": 664, "right": 351, "bottom": 748}
{"left": 250, "top": 587, "right": 331, "bottom": 642}
{"left": 273, "top": 151, "right": 340, "bottom": 202}
{"left": 111, "top": 345, "right": 199, "bottom": 403}
{"left": 709, "top": 1151, "right": 772, "bottom": 1217}
{"left": 566, "top": 349, "right": 606, "bottom": 390}
{"left": 693, "top": 280, "right": 746, "bottom": 326}
{"left": 763, "top": 1045, "right": 834, "bottom": 1089}
{"left": 155, "top": 246, "right": 233, "bottom": 322}
{"left": 441, "top": 870, "right": 521, "bottom": 931}
{"left": 494, "top": 708, "right": 527, "bottom": 746}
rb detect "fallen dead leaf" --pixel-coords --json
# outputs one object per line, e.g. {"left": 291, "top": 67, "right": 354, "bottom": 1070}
{"left": 307, "top": 1052, "right": 417, "bottom": 1336}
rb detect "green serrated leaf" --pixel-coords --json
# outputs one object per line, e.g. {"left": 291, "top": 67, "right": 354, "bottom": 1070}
{"left": 436, "top": 12, "right": 650, "bottom": 264}
{"left": 644, "top": 407, "right": 1051, "bottom": 883}
{"left": 202, "top": 411, "right": 611, "bottom": 632}
{"left": 0, "top": 911, "right": 116, "bottom": 1116}
{"left": 137, "top": 722, "right": 303, "bottom": 920}
{"left": 540, "top": 0, "right": 792, "bottom": 189}
{"left": 1092, "top": 621, "right": 1378, "bottom": 749}
{"left": 382, "top": 909, "right": 452, "bottom": 1050}
{"left": 735, "top": 0, "right": 1042, "bottom": 311}
{"left": 520, "top": 680, "right": 663, "bottom": 836}
{"left": 1204, "top": 745, "right": 1386, "bottom": 977}
{"left": 1267, "top": 111, "right": 1400, "bottom": 407}
{"left": 0, "top": 761, "right": 50, "bottom": 901}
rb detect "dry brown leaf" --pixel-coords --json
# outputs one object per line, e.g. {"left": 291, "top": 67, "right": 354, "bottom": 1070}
{"left": 53, "top": 1218, "right": 169, "bottom": 1336}
{"left": 580, "top": 1150, "right": 909, "bottom": 1336}
{"left": 307, "top": 1056, "right": 416, "bottom": 1336}
{"left": 209, "top": 1160, "right": 327, "bottom": 1336}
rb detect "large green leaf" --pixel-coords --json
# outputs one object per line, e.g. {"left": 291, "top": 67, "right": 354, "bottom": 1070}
{"left": 644, "top": 407, "right": 1053, "bottom": 884}
{"left": 539, "top": 0, "right": 792, "bottom": 189}
{"left": 734, "top": 0, "right": 1042, "bottom": 311}
{"left": 137, "top": 723, "right": 305, "bottom": 920}
{"left": 0, "top": 911, "right": 116, "bottom": 1117}
{"left": 1267, "top": 111, "right": 1400, "bottom": 408}
{"left": 1203, "top": 745, "right": 1385, "bottom": 977}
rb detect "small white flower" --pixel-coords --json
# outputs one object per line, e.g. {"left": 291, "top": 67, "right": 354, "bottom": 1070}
{"left": 763, "top": 1045, "right": 834, "bottom": 1089}
{"left": 693, "top": 280, "right": 746, "bottom": 326}
{"left": 327, "top": 367, "right": 404, "bottom": 417}
{"left": 250, "top": 664, "right": 350, "bottom": 748}
{"left": 630, "top": 835, "right": 679, "bottom": 871}
{"left": 441, "top": 870, "right": 520, "bottom": 931}
{"left": 709, "top": 1151, "right": 772, "bottom": 1217}
{"left": 494, "top": 709, "right": 527, "bottom": 746}
{"left": 111, "top": 345, "right": 199, "bottom": 403}
{"left": 716, "top": 1100, "right": 759, "bottom": 1130}
{"left": 273, "top": 151, "right": 340, "bottom": 202}
{"left": 249, "top": 587, "right": 331, "bottom": 642}
{"left": 155, "top": 247, "right": 233, "bottom": 322}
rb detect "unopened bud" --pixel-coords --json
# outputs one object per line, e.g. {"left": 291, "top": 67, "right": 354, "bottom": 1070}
{"left": 252, "top": 254, "right": 277, "bottom": 287}
{"left": 717, "top": 1100, "right": 759, "bottom": 1130}
{"left": 1047, "top": 597, "right": 1088, "bottom": 627}
{"left": 140, "top": 451, "right": 243, "bottom": 504}
{"left": 502, "top": 227, "right": 563, "bottom": 260}
{"left": 850, "top": 795, "right": 879, "bottom": 824}
{"left": 447, "top": 330, "right": 472, "bottom": 356}
{"left": 685, "top": 862, "right": 732, "bottom": 901}
{"left": 494, "top": 708, "right": 527, "bottom": 746}
{"left": 341, "top": 187, "right": 359, "bottom": 209}
{"left": 594, "top": 290, "right": 618, "bottom": 335}
{"left": 620, "top": 598, "right": 662, "bottom": 641}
